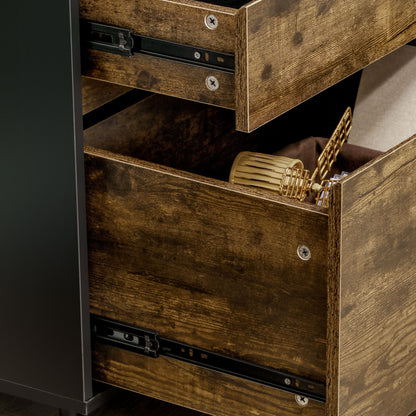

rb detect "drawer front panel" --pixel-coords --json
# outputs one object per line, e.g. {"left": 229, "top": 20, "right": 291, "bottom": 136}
{"left": 85, "top": 146, "right": 328, "bottom": 382}
{"left": 79, "top": 0, "right": 237, "bottom": 53}
{"left": 328, "top": 135, "right": 416, "bottom": 416}
{"left": 93, "top": 343, "right": 326, "bottom": 416}
{"left": 235, "top": 0, "right": 416, "bottom": 131}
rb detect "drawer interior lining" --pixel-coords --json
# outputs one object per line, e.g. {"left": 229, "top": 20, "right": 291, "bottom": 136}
{"left": 84, "top": 96, "right": 382, "bottom": 207}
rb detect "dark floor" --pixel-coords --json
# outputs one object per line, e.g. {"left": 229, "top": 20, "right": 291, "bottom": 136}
{"left": 0, "top": 389, "right": 206, "bottom": 416}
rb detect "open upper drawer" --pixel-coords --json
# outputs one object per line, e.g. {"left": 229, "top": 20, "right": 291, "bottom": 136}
{"left": 79, "top": 0, "right": 416, "bottom": 132}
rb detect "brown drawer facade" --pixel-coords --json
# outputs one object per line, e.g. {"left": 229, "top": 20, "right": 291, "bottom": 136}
{"left": 80, "top": 0, "right": 416, "bottom": 132}
{"left": 82, "top": 78, "right": 416, "bottom": 416}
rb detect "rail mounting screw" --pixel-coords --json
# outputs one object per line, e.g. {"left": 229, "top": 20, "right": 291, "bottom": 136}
{"left": 194, "top": 51, "right": 201, "bottom": 60}
{"left": 297, "top": 245, "right": 311, "bottom": 261}
{"left": 205, "top": 14, "right": 218, "bottom": 30}
{"left": 295, "top": 395, "right": 309, "bottom": 407}
{"left": 206, "top": 75, "right": 219, "bottom": 91}
{"left": 284, "top": 377, "right": 291, "bottom": 385}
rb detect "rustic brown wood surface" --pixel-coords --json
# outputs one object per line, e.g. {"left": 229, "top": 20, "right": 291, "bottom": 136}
{"left": 83, "top": 94, "right": 237, "bottom": 175}
{"left": 79, "top": 0, "right": 237, "bottom": 53}
{"left": 236, "top": 0, "right": 416, "bottom": 131}
{"left": 85, "top": 144, "right": 328, "bottom": 382}
{"left": 82, "top": 50, "right": 235, "bottom": 109}
{"left": 82, "top": 77, "right": 132, "bottom": 115}
{"left": 83, "top": 93, "right": 306, "bottom": 181}
{"left": 93, "top": 343, "right": 325, "bottom": 416}
{"left": 327, "top": 135, "right": 416, "bottom": 416}
{"left": 235, "top": 8, "right": 248, "bottom": 131}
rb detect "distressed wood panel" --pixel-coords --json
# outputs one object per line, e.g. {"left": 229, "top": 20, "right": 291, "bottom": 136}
{"left": 327, "top": 135, "right": 416, "bottom": 416}
{"left": 81, "top": 77, "right": 132, "bottom": 115}
{"left": 83, "top": 95, "right": 237, "bottom": 174}
{"left": 79, "top": 0, "right": 237, "bottom": 53}
{"left": 236, "top": 0, "right": 416, "bottom": 131}
{"left": 85, "top": 146, "right": 328, "bottom": 381}
{"left": 82, "top": 50, "right": 235, "bottom": 109}
{"left": 83, "top": 93, "right": 306, "bottom": 181}
{"left": 93, "top": 343, "right": 325, "bottom": 416}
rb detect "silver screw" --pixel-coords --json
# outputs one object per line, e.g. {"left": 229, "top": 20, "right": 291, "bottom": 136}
{"left": 284, "top": 378, "right": 291, "bottom": 386}
{"left": 295, "top": 395, "right": 309, "bottom": 407}
{"left": 297, "top": 245, "right": 311, "bottom": 261}
{"left": 194, "top": 51, "right": 201, "bottom": 60}
{"left": 205, "top": 14, "right": 218, "bottom": 30}
{"left": 205, "top": 75, "right": 219, "bottom": 91}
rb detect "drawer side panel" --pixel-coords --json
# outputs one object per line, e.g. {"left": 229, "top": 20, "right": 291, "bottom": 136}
{"left": 82, "top": 50, "right": 235, "bottom": 109}
{"left": 85, "top": 148, "right": 328, "bottom": 381}
{"left": 79, "top": 0, "right": 237, "bottom": 53}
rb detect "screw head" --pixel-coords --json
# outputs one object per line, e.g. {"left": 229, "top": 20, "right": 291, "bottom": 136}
{"left": 194, "top": 51, "right": 201, "bottom": 60}
{"left": 284, "top": 377, "right": 291, "bottom": 386}
{"left": 205, "top": 14, "right": 218, "bottom": 30}
{"left": 295, "top": 395, "right": 309, "bottom": 407}
{"left": 205, "top": 75, "right": 219, "bottom": 91}
{"left": 297, "top": 245, "right": 311, "bottom": 261}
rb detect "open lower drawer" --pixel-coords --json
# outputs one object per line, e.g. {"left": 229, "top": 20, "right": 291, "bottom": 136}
{"left": 83, "top": 79, "right": 416, "bottom": 416}
{"left": 79, "top": 0, "right": 416, "bottom": 132}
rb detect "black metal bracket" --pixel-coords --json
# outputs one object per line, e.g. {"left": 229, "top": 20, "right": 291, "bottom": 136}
{"left": 93, "top": 316, "right": 159, "bottom": 358}
{"left": 83, "top": 21, "right": 134, "bottom": 57}
{"left": 91, "top": 315, "right": 325, "bottom": 403}
{"left": 81, "top": 20, "right": 235, "bottom": 73}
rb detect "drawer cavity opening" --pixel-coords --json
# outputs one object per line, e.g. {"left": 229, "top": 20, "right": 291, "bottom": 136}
{"left": 83, "top": 79, "right": 382, "bottom": 210}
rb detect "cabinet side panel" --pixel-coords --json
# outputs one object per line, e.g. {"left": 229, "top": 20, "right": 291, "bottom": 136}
{"left": 239, "top": 0, "right": 416, "bottom": 131}
{"left": 0, "top": 0, "right": 92, "bottom": 404}
{"left": 330, "top": 135, "right": 416, "bottom": 416}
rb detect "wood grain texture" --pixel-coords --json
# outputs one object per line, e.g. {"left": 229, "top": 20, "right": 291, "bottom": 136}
{"left": 236, "top": 0, "right": 416, "bottom": 131}
{"left": 79, "top": 0, "right": 237, "bottom": 53}
{"left": 83, "top": 94, "right": 237, "bottom": 176}
{"left": 83, "top": 93, "right": 309, "bottom": 181}
{"left": 81, "top": 77, "right": 132, "bottom": 115}
{"left": 327, "top": 135, "right": 416, "bottom": 416}
{"left": 85, "top": 145, "right": 328, "bottom": 382}
{"left": 326, "top": 182, "right": 342, "bottom": 416}
{"left": 93, "top": 343, "right": 325, "bottom": 416}
{"left": 82, "top": 50, "right": 235, "bottom": 109}
{"left": 235, "top": 8, "right": 248, "bottom": 130}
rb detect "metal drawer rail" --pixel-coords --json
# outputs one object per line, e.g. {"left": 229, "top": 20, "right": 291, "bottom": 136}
{"left": 92, "top": 315, "right": 325, "bottom": 403}
{"left": 81, "top": 20, "right": 235, "bottom": 73}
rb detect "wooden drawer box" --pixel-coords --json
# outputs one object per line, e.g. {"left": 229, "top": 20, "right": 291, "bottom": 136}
{"left": 79, "top": 0, "right": 416, "bottom": 132}
{"left": 83, "top": 79, "right": 416, "bottom": 416}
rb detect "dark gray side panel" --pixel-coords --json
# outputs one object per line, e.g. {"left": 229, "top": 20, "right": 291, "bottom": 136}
{"left": 0, "top": 0, "right": 92, "bottom": 405}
